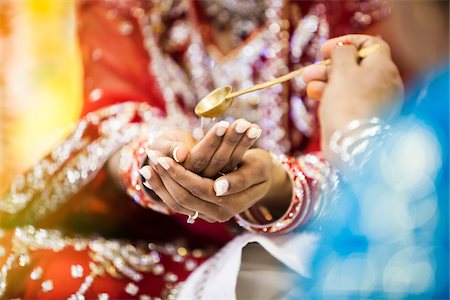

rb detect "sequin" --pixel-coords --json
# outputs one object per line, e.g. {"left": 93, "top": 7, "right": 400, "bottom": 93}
{"left": 89, "top": 88, "right": 103, "bottom": 102}
{"left": 98, "top": 293, "right": 109, "bottom": 300}
{"left": 69, "top": 294, "right": 85, "bottom": 300}
{"left": 139, "top": 295, "right": 151, "bottom": 300}
{"left": 269, "top": 23, "right": 280, "bottom": 33}
{"left": 185, "top": 259, "right": 197, "bottom": 271}
{"left": 119, "top": 21, "right": 134, "bottom": 35}
{"left": 18, "top": 254, "right": 30, "bottom": 266}
{"left": 91, "top": 49, "right": 103, "bottom": 61}
{"left": 176, "top": 247, "right": 188, "bottom": 256}
{"left": 71, "top": 264, "right": 84, "bottom": 279}
{"left": 30, "top": 267, "right": 43, "bottom": 280}
{"left": 0, "top": 247, "right": 5, "bottom": 257}
{"left": 41, "top": 280, "right": 54, "bottom": 293}
{"left": 152, "top": 264, "right": 164, "bottom": 275}
{"left": 125, "top": 282, "right": 139, "bottom": 296}
{"left": 172, "top": 255, "right": 183, "bottom": 263}
{"left": 164, "top": 272, "right": 178, "bottom": 283}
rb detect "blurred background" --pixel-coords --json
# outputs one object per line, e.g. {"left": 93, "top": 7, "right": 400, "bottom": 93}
{"left": 0, "top": 0, "right": 82, "bottom": 191}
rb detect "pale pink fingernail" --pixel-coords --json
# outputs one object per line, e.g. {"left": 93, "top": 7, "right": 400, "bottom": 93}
{"left": 173, "top": 147, "right": 180, "bottom": 163}
{"left": 147, "top": 150, "right": 159, "bottom": 165}
{"left": 235, "top": 120, "right": 250, "bottom": 133}
{"left": 138, "top": 166, "right": 152, "bottom": 180}
{"left": 143, "top": 181, "right": 152, "bottom": 189}
{"left": 214, "top": 179, "right": 229, "bottom": 196}
{"left": 247, "top": 127, "right": 262, "bottom": 139}
{"left": 216, "top": 121, "right": 230, "bottom": 136}
{"left": 157, "top": 157, "right": 171, "bottom": 170}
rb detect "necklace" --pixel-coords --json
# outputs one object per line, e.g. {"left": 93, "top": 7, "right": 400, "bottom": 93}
{"left": 199, "top": 0, "right": 268, "bottom": 48}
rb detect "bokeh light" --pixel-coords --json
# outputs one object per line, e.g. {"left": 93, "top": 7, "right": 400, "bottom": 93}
{"left": 1, "top": 0, "right": 82, "bottom": 191}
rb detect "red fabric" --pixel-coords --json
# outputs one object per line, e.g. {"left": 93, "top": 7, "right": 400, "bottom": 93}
{"left": 3, "top": 1, "right": 388, "bottom": 298}
{"left": 78, "top": 1, "right": 166, "bottom": 116}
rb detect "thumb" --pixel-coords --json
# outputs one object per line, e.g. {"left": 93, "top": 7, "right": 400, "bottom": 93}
{"left": 331, "top": 45, "right": 358, "bottom": 73}
{"left": 150, "top": 139, "right": 191, "bottom": 163}
{"left": 173, "top": 144, "right": 189, "bottom": 163}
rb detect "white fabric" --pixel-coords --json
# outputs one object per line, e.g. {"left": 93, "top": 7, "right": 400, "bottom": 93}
{"left": 177, "top": 231, "right": 319, "bottom": 300}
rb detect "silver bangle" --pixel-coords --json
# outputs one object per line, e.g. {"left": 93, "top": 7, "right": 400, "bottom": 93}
{"left": 329, "top": 118, "right": 391, "bottom": 170}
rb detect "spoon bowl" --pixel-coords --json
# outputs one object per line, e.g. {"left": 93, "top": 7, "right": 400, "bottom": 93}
{"left": 194, "top": 86, "right": 234, "bottom": 118}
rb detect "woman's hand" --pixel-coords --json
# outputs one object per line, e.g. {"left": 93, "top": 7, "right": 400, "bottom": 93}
{"left": 300, "top": 34, "right": 404, "bottom": 156}
{"left": 140, "top": 148, "right": 291, "bottom": 222}
{"left": 183, "top": 119, "right": 262, "bottom": 178}
{"left": 150, "top": 119, "right": 261, "bottom": 178}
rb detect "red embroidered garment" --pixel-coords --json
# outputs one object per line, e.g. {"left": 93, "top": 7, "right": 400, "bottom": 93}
{"left": 0, "top": 0, "right": 390, "bottom": 298}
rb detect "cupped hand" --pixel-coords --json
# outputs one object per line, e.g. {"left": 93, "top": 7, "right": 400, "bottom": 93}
{"left": 150, "top": 119, "right": 262, "bottom": 178}
{"left": 140, "top": 148, "right": 287, "bottom": 223}
{"left": 183, "top": 119, "right": 262, "bottom": 178}
{"left": 300, "top": 34, "right": 404, "bottom": 153}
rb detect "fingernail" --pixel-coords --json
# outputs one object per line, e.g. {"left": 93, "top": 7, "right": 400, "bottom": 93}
{"left": 173, "top": 147, "right": 180, "bottom": 163}
{"left": 157, "top": 157, "right": 171, "bottom": 170}
{"left": 147, "top": 150, "right": 159, "bottom": 165}
{"left": 216, "top": 121, "right": 230, "bottom": 136}
{"left": 247, "top": 127, "right": 262, "bottom": 139}
{"left": 138, "top": 166, "right": 152, "bottom": 180}
{"left": 235, "top": 120, "right": 250, "bottom": 133}
{"left": 336, "top": 41, "right": 351, "bottom": 47}
{"left": 214, "top": 179, "right": 229, "bottom": 196}
{"left": 143, "top": 181, "right": 152, "bottom": 189}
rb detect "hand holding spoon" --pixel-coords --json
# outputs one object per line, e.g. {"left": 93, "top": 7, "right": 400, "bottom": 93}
{"left": 195, "top": 43, "right": 380, "bottom": 118}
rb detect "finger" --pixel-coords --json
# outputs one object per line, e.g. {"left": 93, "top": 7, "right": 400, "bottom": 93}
{"left": 301, "top": 64, "right": 328, "bottom": 84}
{"left": 143, "top": 164, "right": 195, "bottom": 216}
{"left": 321, "top": 34, "right": 392, "bottom": 70}
{"left": 306, "top": 80, "right": 327, "bottom": 101}
{"left": 330, "top": 45, "right": 358, "bottom": 72}
{"left": 144, "top": 160, "right": 216, "bottom": 222}
{"left": 155, "top": 157, "right": 234, "bottom": 222}
{"left": 321, "top": 34, "right": 388, "bottom": 58}
{"left": 213, "top": 161, "right": 269, "bottom": 197}
{"left": 216, "top": 124, "right": 262, "bottom": 175}
{"left": 183, "top": 121, "right": 230, "bottom": 173}
{"left": 149, "top": 140, "right": 190, "bottom": 163}
{"left": 154, "top": 154, "right": 218, "bottom": 202}
{"left": 200, "top": 119, "right": 251, "bottom": 177}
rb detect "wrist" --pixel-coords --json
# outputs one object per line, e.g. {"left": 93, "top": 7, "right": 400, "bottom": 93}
{"left": 258, "top": 154, "right": 293, "bottom": 219}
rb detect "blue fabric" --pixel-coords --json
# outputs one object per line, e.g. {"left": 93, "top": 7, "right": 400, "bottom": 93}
{"left": 301, "top": 67, "right": 449, "bottom": 299}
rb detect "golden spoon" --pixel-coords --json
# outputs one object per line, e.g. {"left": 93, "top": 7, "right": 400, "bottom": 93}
{"left": 195, "top": 43, "right": 380, "bottom": 118}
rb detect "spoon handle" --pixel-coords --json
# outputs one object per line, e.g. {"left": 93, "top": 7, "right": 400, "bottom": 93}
{"left": 226, "top": 43, "right": 380, "bottom": 99}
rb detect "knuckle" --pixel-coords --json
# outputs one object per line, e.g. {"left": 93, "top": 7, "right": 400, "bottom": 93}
{"left": 225, "top": 134, "right": 241, "bottom": 144}
{"left": 240, "top": 137, "right": 253, "bottom": 147}
{"left": 170, "top": 169, "right": 182, "bottom": 181}
{"left": 191, "top": 155, "right": 209, "bottom": 172}
{"left": 210, "top": 156, "right": 228, "bottom": 168}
